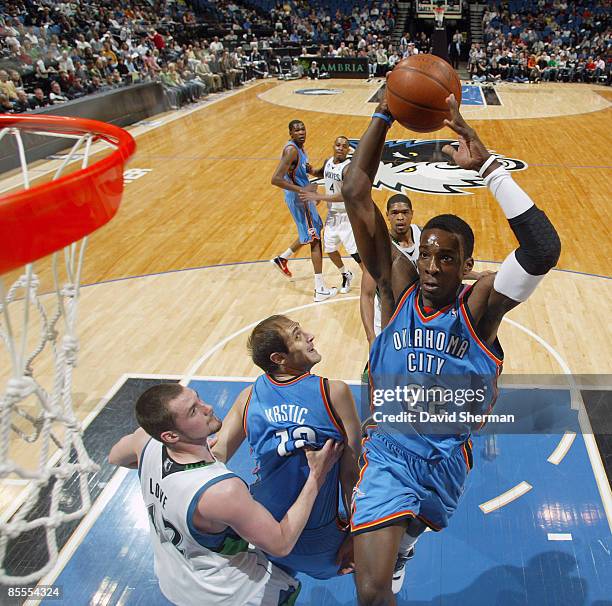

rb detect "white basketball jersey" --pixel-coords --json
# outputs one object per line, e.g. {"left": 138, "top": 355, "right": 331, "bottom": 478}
{"left": 139, "top": 439, "right": 273, "bottom": 606}
{"left": 323, "top": 157, "right": 350, "bottom": 212}
{"left": 391, "top": 224, "right": 422, "bottom": 266}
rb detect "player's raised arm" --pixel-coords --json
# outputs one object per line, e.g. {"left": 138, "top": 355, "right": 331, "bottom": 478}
{"left": 211, "top": 386, "right": 250, "bottom": 463}
{"left": 359, "top": 267, "right": 378, "bottom": 346}
{"left": 442, "top": 94, "right": 561, "bottom": 345}
{"left": 202, "top": 440, "right": 343, "bottom": 558}
{"left": 343, "top": 95, "right": 411, "bottom": 306}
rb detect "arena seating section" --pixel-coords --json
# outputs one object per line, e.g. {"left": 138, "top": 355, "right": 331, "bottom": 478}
{"left": 0, "top": 0, "right": 608, "bottom": 114}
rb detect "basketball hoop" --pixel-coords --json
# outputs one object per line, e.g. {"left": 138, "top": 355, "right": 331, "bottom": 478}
{"left": 0, "top": 115, "right": 135, "bottom": 583}
{"left": 434, "top": 5, "right": 446, "bottom": 28}
{"left": 0, "top": 115, "right": 135, "bottom": 274}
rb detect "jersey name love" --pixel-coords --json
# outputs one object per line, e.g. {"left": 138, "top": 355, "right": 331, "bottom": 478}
{"left": 149, "top": 479, "right": 168, "bottom": 509}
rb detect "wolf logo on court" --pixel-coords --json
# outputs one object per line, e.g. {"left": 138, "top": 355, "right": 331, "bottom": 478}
{"left": 345, "top": 139, "right": 527, "bottom": 195}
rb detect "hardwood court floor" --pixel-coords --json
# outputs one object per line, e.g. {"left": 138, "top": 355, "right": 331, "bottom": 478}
{"left": 80, "top": 79, "right": 611, "bottom": 282}
{"left": 259, "top": 79, "right": 611, "bottom": 119}
{"left": 1, "top": 79, "right": 611, "bottom": 525}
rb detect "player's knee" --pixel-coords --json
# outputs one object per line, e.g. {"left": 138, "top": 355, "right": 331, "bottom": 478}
{"left": 357, "top": 574, "right": 392, "bottom": 606}
{"left": 351, "top": 252, "right": 361, "bottom": 264}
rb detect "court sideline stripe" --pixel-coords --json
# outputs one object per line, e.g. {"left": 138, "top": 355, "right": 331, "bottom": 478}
{"left": 35, "top": 467, "right": 130, "bottom": 601}
{"left": 73, "top": 258, "right": 610, "bottom": 290}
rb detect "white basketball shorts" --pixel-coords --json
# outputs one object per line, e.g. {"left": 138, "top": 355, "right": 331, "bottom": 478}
{"left": 324, "top": 212, "right": 357, "bottom": 254}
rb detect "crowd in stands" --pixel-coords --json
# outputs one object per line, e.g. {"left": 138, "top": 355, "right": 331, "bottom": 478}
{"left": 469, "top": 0, "right": 610, "bottom": 83}
{"left": 1, "top": 0, "right": 608, "bottom": 114}
{"left": 0, "top": 0, "right": 258, "bottom": 113}
{"left": 0, "top": 0, "right": 404, "bottom": 113}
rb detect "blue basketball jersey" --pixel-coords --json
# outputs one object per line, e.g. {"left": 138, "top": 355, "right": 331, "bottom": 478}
{"left": 245, "top": 373, "right": 344, "bottom": 528}
{"left": 283, "top": 140, "right": 310, "bottom": 195}
{"left": 369, "top": 282, "right": 503, "bottom": 460}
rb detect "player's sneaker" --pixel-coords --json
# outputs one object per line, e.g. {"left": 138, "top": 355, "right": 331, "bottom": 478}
{"left": 313, "top": 286, "right": 338, "bottom": 302}
{"left": 391, "top": 545, "right": 415, "bottom": 594}
{"left": 340, "top": 270, "right": 354, "bottom": 293}
{"left": 270, "top": 256, "right": 292, "bottom": 278}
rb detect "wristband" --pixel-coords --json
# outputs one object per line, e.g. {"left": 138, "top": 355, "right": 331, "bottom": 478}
{"left": 372, "top": 112, "right": 394, "bottom": 127}
{"left": 478, "top": 154, "right": 498, "bottom": 178}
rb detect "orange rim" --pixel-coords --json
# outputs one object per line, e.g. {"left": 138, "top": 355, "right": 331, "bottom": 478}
{"left": 0, "top": 114, "right": 136, "bottom": 274}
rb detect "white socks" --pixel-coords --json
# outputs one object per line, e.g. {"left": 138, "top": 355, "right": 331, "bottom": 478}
{"left": 314, "top": 273, "right": 326, "bottom": 291}
{"left": 399, "top": 531, "right": 419, "bottom": 555}
{"left": 279, "top": 248, "right": 294, "bottom": 260}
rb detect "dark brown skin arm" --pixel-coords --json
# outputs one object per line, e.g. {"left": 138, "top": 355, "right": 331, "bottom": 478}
{"left": 309, "top": 162, "right": 325, "bottom": 179}
{"left": 271, "top": 145, "right": 310, "bottom": 194}
{"left": 359, "top": 267, "right": 377, "bottom": 346}
{"left": 343, "top": 98, "right": 417, "bottom": 315}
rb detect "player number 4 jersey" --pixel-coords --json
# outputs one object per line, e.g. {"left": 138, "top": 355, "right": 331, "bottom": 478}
{"left": 323, "top": 157, "right": 350, "bottom": 213}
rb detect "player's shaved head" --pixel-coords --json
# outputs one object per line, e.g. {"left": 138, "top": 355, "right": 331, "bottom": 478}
{"left": 248, "top": 315, "right": 293, "bottom": 373}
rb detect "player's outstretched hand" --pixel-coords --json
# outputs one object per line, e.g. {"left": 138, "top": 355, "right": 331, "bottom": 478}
{"left": 305, "top": 439, "right": 344, "bottom": 486}
{"left": 298, "top": 190, "right": 321, "bottom": 203}
{"left": 374, "top": 77, "right": 392, "bottom": 118}
{"left": 441, "top": 94, "right": 491, "bottom": 171}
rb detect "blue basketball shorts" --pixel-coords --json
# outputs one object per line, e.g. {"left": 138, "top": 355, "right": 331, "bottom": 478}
{"left": 350, "top": 428, "right": 473, "bottom": 534}
{"left": 284, "top": 193, "right": 322, "bottom": 244}
{"left": 269, "top": 516, "right": 348, "bottom": 580}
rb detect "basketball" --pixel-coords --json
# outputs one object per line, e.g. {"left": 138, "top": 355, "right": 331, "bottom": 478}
{"left": 386, "top": 54, "right": 462, "bottom": 133}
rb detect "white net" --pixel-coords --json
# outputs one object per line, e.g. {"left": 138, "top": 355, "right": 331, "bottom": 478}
{"left": 0, "top": 124, "right": 110, "bottom": 584}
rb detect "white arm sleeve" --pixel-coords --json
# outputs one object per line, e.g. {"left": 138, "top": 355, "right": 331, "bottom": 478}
{"left": 485, "top": 166, "right": 548, "bottom": 301}
{"left": 483, "top": 165, "right": 534, "bottom": 219}
{"left": 494, "top": 251, "right": 546, "bottom": 302}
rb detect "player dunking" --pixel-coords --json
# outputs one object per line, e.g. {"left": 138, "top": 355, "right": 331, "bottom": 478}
{"left": 270, "top": 120, "right": 336, "bottom": 302}
{"left": 343, "top": 93, "right": 560, "bottom": 605}
{"left": 301, "top": 136, "right": 361, "bottom": 293}
{"left": 109, "top": 384, "right": 342, "bottom": 605}
{"left": 213, "top": 315, "right": 361, "bottom": 579}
